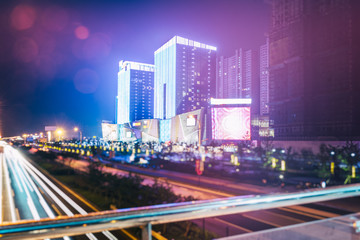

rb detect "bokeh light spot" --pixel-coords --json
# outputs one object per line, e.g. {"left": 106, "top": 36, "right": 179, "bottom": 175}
{"left": 74, "top": 69, "right": 99, "bottom": 94}
{"left": 10, "top": 5, "right": 36, "bottom": 30}
{"left": 13, "top": 37, "right": 39, "bottom": 63}
{"left": 75, "top": 26, "right": 89, "bottom": 40}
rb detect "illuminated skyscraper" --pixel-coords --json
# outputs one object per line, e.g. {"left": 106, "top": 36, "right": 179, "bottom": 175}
{"left": 154, "top": 36, "right": 217, "bottom": 119}
{"left": 117, "top": 61, "right": 155, "bottom": 124}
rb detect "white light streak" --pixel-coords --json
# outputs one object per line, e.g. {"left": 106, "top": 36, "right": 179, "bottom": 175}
{"left": 3, "top": 148, "right": 17, "bottom": 222}
{"left": 20, "top": 151, "right": 116, "bottom": 240}
{"left": 0, "top": 149, "right": 3, "bottom": 223}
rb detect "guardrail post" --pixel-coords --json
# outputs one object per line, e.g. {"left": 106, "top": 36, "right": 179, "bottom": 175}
{"left": 142, "top": 223, "right": 152, "bottom": 240}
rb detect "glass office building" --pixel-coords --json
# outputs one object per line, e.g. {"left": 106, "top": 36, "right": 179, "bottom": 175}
{"left": 154, "top": 36, "right": 217, "bottom": 119}
{"left": 117, "top": 61, "right": 155, "bottom": 124}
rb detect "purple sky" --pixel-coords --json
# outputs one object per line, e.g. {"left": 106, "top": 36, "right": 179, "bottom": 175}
{"left": 0, "top": 0, "right": 270, "bottom": 137}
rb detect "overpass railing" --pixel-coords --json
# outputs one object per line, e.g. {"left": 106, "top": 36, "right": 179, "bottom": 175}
{"left": 0, "top": 183, "right": 360, "bottom": 240}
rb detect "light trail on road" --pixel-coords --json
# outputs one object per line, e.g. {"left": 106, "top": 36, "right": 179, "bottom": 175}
{"left": 0, "top": 142, "right": 118, "bottom": 240}
{"left": 61, "top": 155, "right": 360, "bottom": 238}
{"left": 2, "top": 147, "right": 17, "bottom": 222}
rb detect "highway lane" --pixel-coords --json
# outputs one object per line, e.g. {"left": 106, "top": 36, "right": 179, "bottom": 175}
{"left": 97, "top": 158, "right": 360, "bottom": 238}
{"left": 36, "top": 148, "right": 360, "bottom": 238}
{"left": 0, "top": 142, "right": 130, "bottom": 240}
{"left": 30, "top": 160, "right": 137, "bottom": 240}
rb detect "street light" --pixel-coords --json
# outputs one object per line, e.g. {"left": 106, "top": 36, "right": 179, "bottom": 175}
{"left": 22, "top": 134, "right": 28, "bottom": 144}
{"left": 74, "top": 127, "right": 82, "bottom": 143}
{"left": 56, "top": 129, "right": 63, "bottom": 142}
{"left": 330, "top": 150, "right": 336, "bottom": 175}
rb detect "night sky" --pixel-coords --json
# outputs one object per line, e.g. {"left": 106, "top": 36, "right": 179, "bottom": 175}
{"left": 0, "top": 0, "right": 270, "bottom": 137}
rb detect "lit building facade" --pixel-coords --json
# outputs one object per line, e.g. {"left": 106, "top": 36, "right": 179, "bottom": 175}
{"left": 117, "top": 61, "right": 155, "bottom": 124}
{"left": 154, "top": 36, "right": 217, "bottom": 119}
{"left": 216, "top": 50, "right": 242, "bottom": 99}
{"left": 217, "top": 49, "right": 260, "bottom": 139}
{"left": 216, "top": 49, "right": 259, "bottom": 112}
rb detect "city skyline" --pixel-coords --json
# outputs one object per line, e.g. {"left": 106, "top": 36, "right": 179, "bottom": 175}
{"left": 1, "top": 0, "right": 359, "bottom": 142}
{"left": 1, "top": 1, "right": 360, "bottom": 239}
{"left": 0, "top": 0, "right": 270, "bottom": 137}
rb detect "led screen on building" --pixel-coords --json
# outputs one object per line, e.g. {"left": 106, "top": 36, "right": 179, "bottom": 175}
{"left": 211, "top": 107, "right": 251, "bottom": 140}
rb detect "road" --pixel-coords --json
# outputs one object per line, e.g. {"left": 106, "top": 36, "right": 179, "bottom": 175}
{"left": 0, "top": 142, "right": 134, "bottom": 240}
{"left": 98, "top": 158, "right": 360, "bottom": 238}
{"left": 15, "top": 145, "right": 360, "bottom": 239}
{"left": 54, "top": 155, "right": 360, "bottom": 238}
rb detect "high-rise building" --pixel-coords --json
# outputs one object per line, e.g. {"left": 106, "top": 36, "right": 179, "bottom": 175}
{"left": 260, "top": 38, "right": 269, "bottom": 116}
{"left": 117, "top": 61, "right": 155, "bottom": 124}
{"left": 154, "top": 36, "right": 217, "bottom": 119}
{"left": 216, "top": 49, "right": 259, "bottom": 112}
{"left": 269, "top": 0, "right": 360, "bottom": 140}
{"left": 216, "top": 49, "right": 242, "bottom": 99}
{"left": 217, "top": 49, "right": 260, "bottom": 140}
{"left": 243, "top": 49, "right": 260, "bottom": 115}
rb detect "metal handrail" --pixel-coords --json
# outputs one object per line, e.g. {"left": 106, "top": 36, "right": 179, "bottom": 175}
{"left": 0, "top": 183, "right": 360, "bottom": 240}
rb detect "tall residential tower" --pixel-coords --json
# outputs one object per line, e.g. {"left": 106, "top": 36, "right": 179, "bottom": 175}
{"left": 216, "top": 49, "right": 242, "bottom": 99}
{"left": 269, "top": 0, "right": 360, "bottom": 140}
{"left": 217, "top": 49, "right": 260, "bottom": 114}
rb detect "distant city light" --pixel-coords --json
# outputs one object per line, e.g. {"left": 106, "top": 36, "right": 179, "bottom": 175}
{"left": 132, "top": 122, "right": 141, "bottom": 127}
